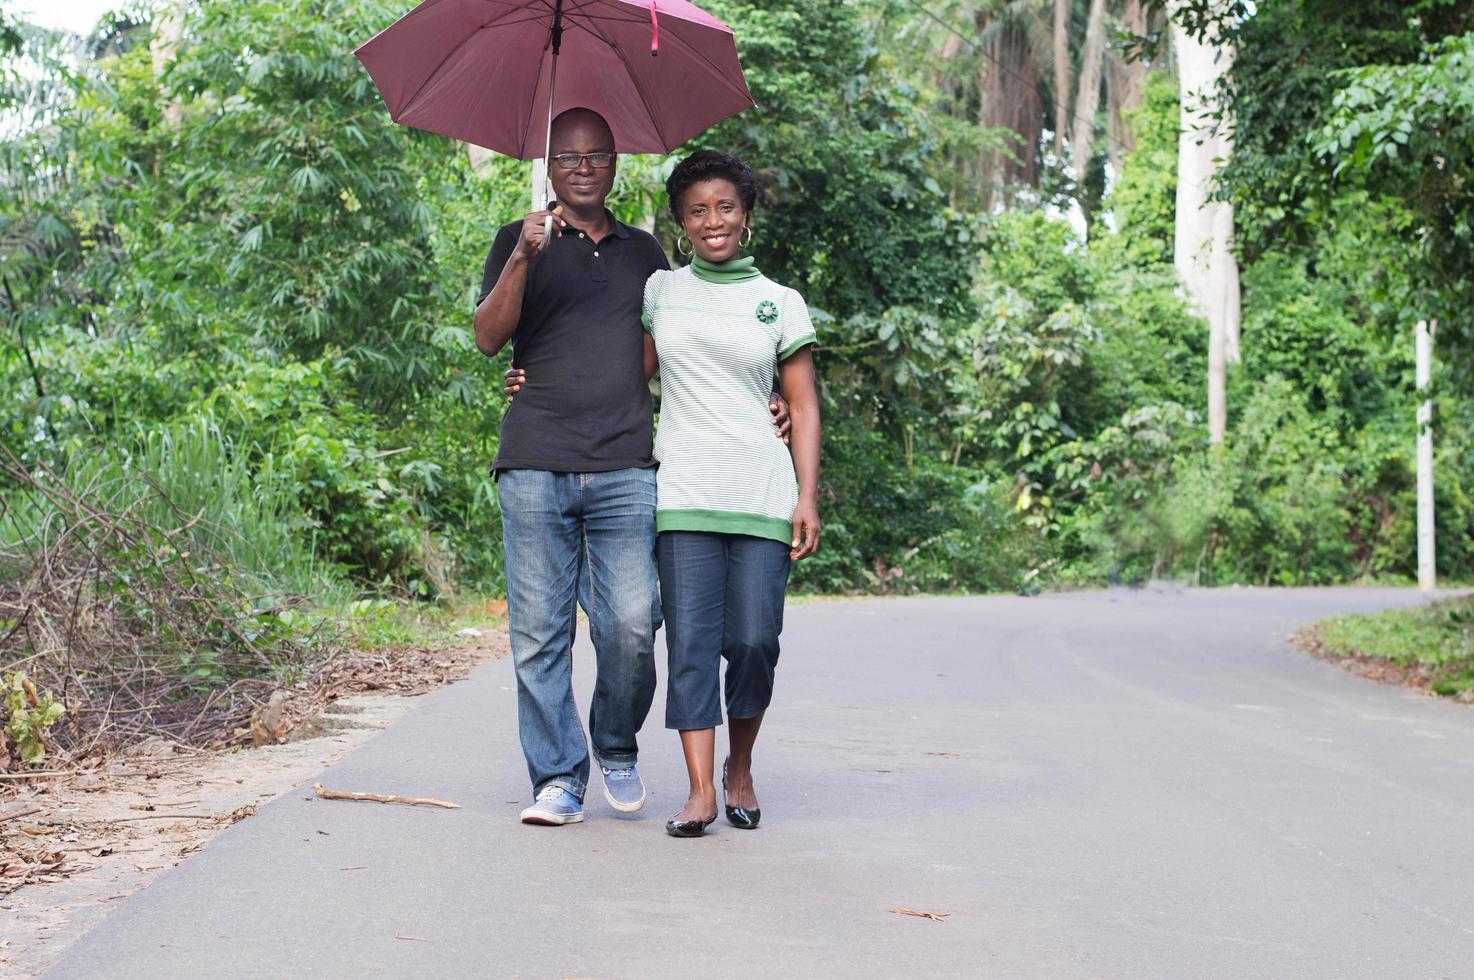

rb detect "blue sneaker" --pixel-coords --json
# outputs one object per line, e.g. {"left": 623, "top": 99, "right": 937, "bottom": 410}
{"left": 520, "top": 786, "right": 583, "bottom": 825}
{"left": 600, "top": 765, "right": 646, "bottom": 812}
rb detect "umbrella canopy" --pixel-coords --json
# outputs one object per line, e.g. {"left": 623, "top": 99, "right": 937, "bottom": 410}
{"left": 354, "top": 0, "right": 756, "bottom": 159}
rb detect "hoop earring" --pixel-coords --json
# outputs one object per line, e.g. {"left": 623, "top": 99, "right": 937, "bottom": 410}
{"left": 740, "top": 226, "right": 753, "bottom": 249}
{"left": 676, "top": 234, "right": 693, "bottom": 257}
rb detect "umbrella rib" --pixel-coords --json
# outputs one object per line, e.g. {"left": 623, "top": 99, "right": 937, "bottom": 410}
{"left": 558, "top": 0, "right": 612, "bottom": 19}
{"left": 566, "top": 14, "right": 669, "bottom": 145}
{"left": 561, "top": 0, "right": 733, "bottom": 32}
{"left": 651, "top": 28, "right": 756, "bottom": 105}
{"left": 375, "top": 0, "right": 529, "bottom": 31}
{"left": 392, "top": 0, "right": 556, "bottom": 130}
{"left": 568, "top": 6, "right": 754, "bottom": 108}
{"left": 521, "top": 0, "right": 565, "bottom": 159}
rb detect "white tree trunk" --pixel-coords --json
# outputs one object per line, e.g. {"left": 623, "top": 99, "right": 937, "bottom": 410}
{"left": 1172, "top": 5, "right": 1241, "bottom": 444}
{"left": 1071, "top": 0, "right": 1108, "bottom": 184}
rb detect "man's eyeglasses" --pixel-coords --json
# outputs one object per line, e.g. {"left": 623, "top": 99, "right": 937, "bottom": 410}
{"left": 551, "top": 152, "right": 615, "bottom": 170}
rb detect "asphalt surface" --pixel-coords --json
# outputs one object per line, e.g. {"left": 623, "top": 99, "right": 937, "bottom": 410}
{"left": 39, "top": 587, "right": 1474, "bottom": 979}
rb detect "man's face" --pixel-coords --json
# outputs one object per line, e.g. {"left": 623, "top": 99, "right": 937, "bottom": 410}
{"left": 548, "top": 114, "right": 617, "bottom": 213}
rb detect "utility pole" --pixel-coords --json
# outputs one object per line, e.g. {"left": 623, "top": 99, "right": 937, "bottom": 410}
{"left": 1416, "top": 319, "right": 1436, "bottom": 591}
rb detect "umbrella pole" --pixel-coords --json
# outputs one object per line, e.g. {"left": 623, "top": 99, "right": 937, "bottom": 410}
{"left": 534, "top": 0, "right": 564, "bottom": 222}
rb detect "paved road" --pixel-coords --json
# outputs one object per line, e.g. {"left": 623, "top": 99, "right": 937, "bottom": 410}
{"left": 41, "top": 588, "right": 1474, "bottom": 979}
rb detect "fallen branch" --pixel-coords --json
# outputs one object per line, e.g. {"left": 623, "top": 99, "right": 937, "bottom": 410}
{"left": 313, "top": 784, "right": 460, "bottom": 809}
{"left": 95, "top": 813, "right": 219, "bottom": 823}
{"left": 888, "top": 907, "right": 951, "bottom": 922}
{"left": 0, "top": 807, "right": 43, "bottom": 822}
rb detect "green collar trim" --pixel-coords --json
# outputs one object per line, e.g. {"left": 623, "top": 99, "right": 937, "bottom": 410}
{"left": 690, "top": 255, "right": 760, "bottom": 283}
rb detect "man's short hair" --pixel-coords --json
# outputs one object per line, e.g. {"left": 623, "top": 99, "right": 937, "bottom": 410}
{"left": 550, "top": 107, "right": 613, "bottom": 142}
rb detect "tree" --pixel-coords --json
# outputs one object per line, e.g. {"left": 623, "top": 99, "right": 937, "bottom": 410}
{"left": 1171, "top": 1, "right": 1239, "bottom": 444}
{"left": 1106, "top": 0, "right": 1149, "bottom": 171}
{"left": 1314, "top": 30, "right": 1474, "bottom": 365}
{"left": 1070, "top": 0, "right": 1108, "bottom": 184}
{"left": 1053, "top": 0, "right": 1072, "bottom": 153}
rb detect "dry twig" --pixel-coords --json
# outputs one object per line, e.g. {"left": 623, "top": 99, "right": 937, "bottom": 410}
{"left": 313, "top": 784, "right": 460, "bottom": 809}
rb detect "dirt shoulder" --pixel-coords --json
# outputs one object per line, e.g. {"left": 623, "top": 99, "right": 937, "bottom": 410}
{"left": 0, "top": 631, "right": 509, "bottom": 978}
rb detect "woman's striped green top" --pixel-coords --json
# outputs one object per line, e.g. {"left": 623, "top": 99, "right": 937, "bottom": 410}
{"left": 642, "top": 256, "right": 817, "bottom": 544}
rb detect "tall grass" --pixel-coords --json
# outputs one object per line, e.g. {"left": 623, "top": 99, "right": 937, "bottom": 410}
{"left": 1, "top": 417, "right": 341, "bottom": 600}
{"left": 0, "top": 419, "right": 351, "bottom": 751}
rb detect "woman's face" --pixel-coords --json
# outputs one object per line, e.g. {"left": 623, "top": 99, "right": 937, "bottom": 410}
{"left": 679, "top": 178, "right": 747, "bottom": 263}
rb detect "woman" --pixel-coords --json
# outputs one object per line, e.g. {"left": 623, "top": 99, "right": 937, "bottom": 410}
{"left": 642, "top": 150, "right": 821, "bottom": 837}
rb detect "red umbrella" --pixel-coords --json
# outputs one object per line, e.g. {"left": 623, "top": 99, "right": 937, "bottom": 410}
{"left": 355, "top": 0, "right": 755, "bottom": 167}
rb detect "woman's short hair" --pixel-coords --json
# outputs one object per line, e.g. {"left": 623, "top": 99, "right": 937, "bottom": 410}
{"left": 665, "top": 150, "right": 757, "bottom": 223}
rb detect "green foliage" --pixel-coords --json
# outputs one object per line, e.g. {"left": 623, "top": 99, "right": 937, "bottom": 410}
{"left": 2, "top": 417, "right": 334, "bottom": 597}
{"left": 3, "top": 672, "right": 65, "bottom": 766}
{"left": 1086, "top": 267, "right": 1203, "bottom": 415}
{"left": 792, "top": 415, "right": 1039, "bottom": 594}
{"left": 1104, "top": 74, "right": 1179, "bottom": 268}
{"left": 1050, "top": 402, "right": 1202, "bottom": 583}
{"left": 698, "top": 0, "right": 976, "bottom": 318}
{"left": 2, "top": 0, "right": 1466, "bottom": 613}
{"left": 1311, "top": 595, "right": 1474, "bottom": 699}
{"left": 1166, "top": 377, "right": 1354, "bottom": 585}
{"left": 1314, "top": 29, "right": 1474, "bottom": 357}
{"left": 196, "top": 359, "right": 429, "bottom": 588}
{"left": 156, "top": 1, "right": 434, "bottom": 376}
{"left": 1237, "top": 252, "right": 1397, "bottom": 423}
{"left": 1212, "top": 0, "right": 1431, "bottom": 261}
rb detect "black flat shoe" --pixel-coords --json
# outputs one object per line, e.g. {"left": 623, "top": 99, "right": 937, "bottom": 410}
{"left": 724, "top": 802, "right": 761, "bottom": 830}
{"left": 665, "top": 812, "right": 717, "bottom": 838}
{"left": 722, "top": 759, "right": 762, "bottom": 830}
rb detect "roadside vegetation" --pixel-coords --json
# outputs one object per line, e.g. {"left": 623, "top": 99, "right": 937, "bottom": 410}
{"left": 3, "top": 0, "right": 1473, "bottom": 763}
{"left": 1301, "top": 596, "right": 1474, "bottom": 702}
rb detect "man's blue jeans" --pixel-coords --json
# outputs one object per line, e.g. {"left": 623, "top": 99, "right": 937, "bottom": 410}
{"left": 497, "top": 467, "right": 659, "bottom": 802}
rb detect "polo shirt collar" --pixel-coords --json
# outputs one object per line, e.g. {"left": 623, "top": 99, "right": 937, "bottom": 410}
{"left": 560, "top": 208, "right": 630, "bottom": 240}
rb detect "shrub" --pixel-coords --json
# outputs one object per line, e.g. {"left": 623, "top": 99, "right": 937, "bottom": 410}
{"left": 1165, "top": 376, "right": 1355, "bottom": 585}
{"left": 791, "top": 416, "right": 1039, "bottom": 594}
{"left": 197, "top": 359, "right": 441, "bottom": 593}
{"left": 0, "top": 427, "right": 337, "bottom": 753}
{"left": 1051, "top": 402, "right": 1204, "bottom": 583}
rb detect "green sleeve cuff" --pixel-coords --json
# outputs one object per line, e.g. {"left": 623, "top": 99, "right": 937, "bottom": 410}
{"left": 779, "top": 333, "right": 817, "bottom": 361}
{"left": 642, "top": 310, "right": 653, "bottom": 334}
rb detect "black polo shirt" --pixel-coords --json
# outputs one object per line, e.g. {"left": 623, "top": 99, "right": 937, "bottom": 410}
{"left": 478, "top": 211, "right": 669, "bottom": 473}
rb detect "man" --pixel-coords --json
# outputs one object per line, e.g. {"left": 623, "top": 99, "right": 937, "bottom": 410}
{"left": 475, "top": 108, "right": 665, "bottom": 826}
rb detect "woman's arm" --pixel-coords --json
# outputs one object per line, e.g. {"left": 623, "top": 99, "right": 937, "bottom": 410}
{"left": 644, "top": 333, "right": 658, "bottom": 382}
{"left": 778, "top": 346, "right": 821, "bottom": 560}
